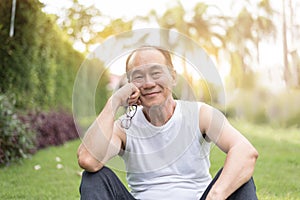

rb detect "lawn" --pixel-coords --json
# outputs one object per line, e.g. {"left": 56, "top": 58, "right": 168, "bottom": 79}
{"left": 0, "top": 120, "right": 299, "bottom": 199}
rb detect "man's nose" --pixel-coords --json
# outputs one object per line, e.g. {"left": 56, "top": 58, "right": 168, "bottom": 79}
{"left": 142, "top": 74, "right": 156, "bottom": 88}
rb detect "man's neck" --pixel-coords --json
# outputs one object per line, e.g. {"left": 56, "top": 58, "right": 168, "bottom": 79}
{"left": 142, "top": 97, "right": 176, "bottom": 126}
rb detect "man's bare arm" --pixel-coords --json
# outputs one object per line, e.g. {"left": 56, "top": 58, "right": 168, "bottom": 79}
{"left": 199, "top": 104, "right": 258, "bottom": 200}
{"left": 77, "top": 83, "right": 140, "bottom": 172}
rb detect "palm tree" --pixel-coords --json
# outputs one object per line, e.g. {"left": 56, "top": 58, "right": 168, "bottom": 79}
{"left": 221, "top": 1, "right": 276, "bottom": 89}
{"left": 153, "top": 2, "right": 225, "bottom": 102}
{"left": 144, "top": 1, "right": 277, "bottom": 90}
{"left": 282, "top": 0, "right": 290, "bottom": 86}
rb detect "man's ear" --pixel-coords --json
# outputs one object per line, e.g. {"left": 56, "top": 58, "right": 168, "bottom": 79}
{"left": 171, "top": 70, "right": 177, "bottom": 86}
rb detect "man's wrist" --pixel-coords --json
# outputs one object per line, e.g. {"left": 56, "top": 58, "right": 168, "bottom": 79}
{"left": 109, "top": 96, "right": 121, "bottom": 114}
{"left": 207, "top": 186, "right": 226, "bottom": 200}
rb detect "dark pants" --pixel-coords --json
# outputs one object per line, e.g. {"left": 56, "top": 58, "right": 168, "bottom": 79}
{"left": 79, "top": 167, "right": 257, "bottom": 200}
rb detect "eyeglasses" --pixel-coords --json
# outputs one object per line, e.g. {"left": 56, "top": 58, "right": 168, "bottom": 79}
{"left": 121, "top": 104, "right": 137, "bottom": 129}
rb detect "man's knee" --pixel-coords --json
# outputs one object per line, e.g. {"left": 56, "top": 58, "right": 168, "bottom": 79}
{"left": 80, "top": 167, "right": 134, "bottom": 200}
{"left": 229, "top": 177, "right": 258, "bottom": 200}
{"left": 80, "top": 167, "right": 119, "bottom": 200}
{"left": 82, "top": 167, "right": 112, "bottom": 179}
{"left": 80, "top": 167, "right": 112, "bottom": 192}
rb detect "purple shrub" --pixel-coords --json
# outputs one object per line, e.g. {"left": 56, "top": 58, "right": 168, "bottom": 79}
{"left": 19, "top": 110, "right": 79, "bottom": 150}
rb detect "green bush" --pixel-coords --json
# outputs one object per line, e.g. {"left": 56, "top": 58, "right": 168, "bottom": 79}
{"left": 0, "top": 95, "right": 36, "bottom": 166}
{"left": 0, "top": 0, "right": 84, "bottom": 111}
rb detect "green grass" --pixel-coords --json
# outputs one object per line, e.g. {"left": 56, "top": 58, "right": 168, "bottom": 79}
{"left": 0, "top": 140, "right": 82, "bottom": 199}
{"left": 230, "top": 120, "right": 300, "bottom": 200}
{"left": 0, "top": 120, "right": 299, "bottom": 199}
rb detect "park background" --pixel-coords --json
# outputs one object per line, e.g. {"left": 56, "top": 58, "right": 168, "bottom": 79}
{"left": 0, "top": 0, "right": 299, "bottom": 199}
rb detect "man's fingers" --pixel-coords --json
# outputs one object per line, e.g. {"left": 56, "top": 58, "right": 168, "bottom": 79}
{"left": 130, "top": 89, "right": 140, "bottom": 99}
{"left": 137, "top": 98, "right": 142, "bottom": 105}
{"left": 128, "top": 90, "right": 140, "bottom": 105}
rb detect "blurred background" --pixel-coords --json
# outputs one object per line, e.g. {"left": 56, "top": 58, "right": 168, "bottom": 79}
{"left": 0, "top": 0, "right": 299, "bottom": 199}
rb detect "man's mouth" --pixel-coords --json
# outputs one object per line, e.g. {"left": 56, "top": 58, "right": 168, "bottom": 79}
{"left": 143, "top": 91, "right": 160, "bottom": 97}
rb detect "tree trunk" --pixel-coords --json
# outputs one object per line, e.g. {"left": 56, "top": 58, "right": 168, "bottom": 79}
{"left": 282, "top": 0, "right": 290, "bottom": 86}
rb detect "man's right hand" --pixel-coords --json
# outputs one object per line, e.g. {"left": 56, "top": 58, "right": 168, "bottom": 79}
{"left": 112, "top": 82, "right": 140, "bottom": 108}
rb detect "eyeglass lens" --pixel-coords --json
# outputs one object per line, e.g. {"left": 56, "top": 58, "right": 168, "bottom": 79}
{"left": 121, "top": 105, "right": 137, "bottom": 129}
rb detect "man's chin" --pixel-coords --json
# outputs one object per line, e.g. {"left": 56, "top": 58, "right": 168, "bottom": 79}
{"left": 141, "top": 99, "right": 166, "bottom": 109}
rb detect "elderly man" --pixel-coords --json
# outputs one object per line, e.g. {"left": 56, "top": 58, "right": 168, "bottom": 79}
{"left": 77, "top": 46, "right": 258, "bottom": 200}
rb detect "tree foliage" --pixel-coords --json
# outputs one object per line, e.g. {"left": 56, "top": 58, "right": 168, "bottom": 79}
{"left": 50, "top": 0, "right": 133, "bottom": 52}
{"left": 150, "top": 1, "right": 277, "bottom": 89}
{"left": 0, "top": 0, "right": 85, "bottom": 110}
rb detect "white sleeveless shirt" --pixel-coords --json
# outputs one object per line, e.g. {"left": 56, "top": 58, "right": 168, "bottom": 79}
{"left": 121, "top": 100, "right": 212, "bottom": 200}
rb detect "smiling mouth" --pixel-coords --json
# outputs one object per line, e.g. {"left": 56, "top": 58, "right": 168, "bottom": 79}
{"left": 143, "top": 92, "right": 160, "bottom": 97}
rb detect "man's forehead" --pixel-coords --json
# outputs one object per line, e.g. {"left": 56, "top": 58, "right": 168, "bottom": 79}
{"left": 128, "top": 64, "right": 167, "bottom": 74}
{"left": 127, "top": 49, "right": 167, "bottom": 69}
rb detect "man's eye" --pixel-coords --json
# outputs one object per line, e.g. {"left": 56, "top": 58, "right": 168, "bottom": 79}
{"left": 133, "top": 75, "right": 143, "bottom": 80}
{"left": 152, "top": 71, "right": 162, "bottom": 78}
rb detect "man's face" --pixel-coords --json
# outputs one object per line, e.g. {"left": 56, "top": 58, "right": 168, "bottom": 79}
{"left": 127, "top": 49, "right": 175, "bottom": 108}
